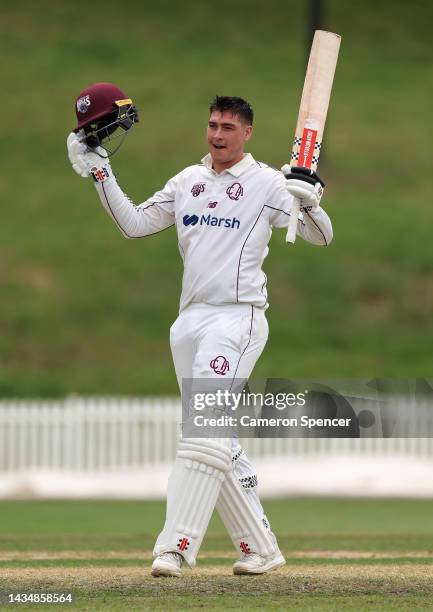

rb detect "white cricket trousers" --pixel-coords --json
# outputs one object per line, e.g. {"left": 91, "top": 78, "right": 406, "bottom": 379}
{"left": 170, "top": 302, "right": 269, "bottom": 523}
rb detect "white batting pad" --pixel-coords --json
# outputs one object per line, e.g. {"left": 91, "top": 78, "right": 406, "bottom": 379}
{"left": 216, "top": 469, "right": 276, "bottom": 558}
{"left": 153, "top": 438, "right": 231, "bottom": 567}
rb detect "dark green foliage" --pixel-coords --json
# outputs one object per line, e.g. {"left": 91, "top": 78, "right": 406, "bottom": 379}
{"left": 1, "top": 0, "right": 432, "bottom": 395}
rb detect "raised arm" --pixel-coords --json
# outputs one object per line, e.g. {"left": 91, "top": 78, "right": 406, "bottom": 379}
{"left": 67, "top": 132, "right": 176, "bottom": 239}
{"left": 267, "top": 169, "right": 333, "bottom": 246}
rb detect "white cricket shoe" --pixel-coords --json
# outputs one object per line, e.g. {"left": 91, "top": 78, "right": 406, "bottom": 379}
{"left": 151, "top": 551, "right": 183, "bottom": 577}
{"left": 233, "top": 536, "right": 285, "bottom": 575}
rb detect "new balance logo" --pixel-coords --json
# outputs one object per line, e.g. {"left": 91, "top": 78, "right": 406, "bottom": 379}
{"left": 182, "top": 214, "right": 240, "bottom": 230}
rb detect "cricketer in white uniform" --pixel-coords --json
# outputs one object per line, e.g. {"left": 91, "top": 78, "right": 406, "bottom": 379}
{"left": 67, "top": 95, "right": 332, "bottom": 577}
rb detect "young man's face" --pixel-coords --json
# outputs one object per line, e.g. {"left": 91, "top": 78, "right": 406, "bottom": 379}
{"left": 207, "top": 111, "right": 252, "bottom": 171}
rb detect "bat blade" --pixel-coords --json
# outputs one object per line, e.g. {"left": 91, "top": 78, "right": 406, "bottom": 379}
{"left": 286, "top": 30, "right": 341, "bottom": 243}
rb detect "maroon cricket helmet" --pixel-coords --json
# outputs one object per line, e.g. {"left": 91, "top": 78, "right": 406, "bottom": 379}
{"left": 73, "top": 82, "right": 139, "bottom": 155}
{"left": 74, "top": 82, "right": 130, "bottom": 130}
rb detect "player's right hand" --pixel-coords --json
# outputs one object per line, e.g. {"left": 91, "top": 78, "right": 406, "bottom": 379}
{"left": 67, "top": 131, "right": 111, "bottom": 182}
{"left": 281, "top": 164, "right": 325, "bottom": 212}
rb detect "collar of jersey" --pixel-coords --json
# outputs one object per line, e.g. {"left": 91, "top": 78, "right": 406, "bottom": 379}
{"left": 200, "top": 152, "right": 256, "bottom": 177}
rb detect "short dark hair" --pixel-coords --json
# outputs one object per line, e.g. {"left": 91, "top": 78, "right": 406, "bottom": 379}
{"left": 209, "top": 95, "right": 254, "bottom": 125}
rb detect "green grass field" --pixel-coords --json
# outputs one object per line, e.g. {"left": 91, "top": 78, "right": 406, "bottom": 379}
{"left": 2, "top": 2, "right": 432, "bottom": 607}
{"left": 1, "top": 0, "right": 433, "bottom": 396}
{"left": 1, "top": 498, "right": 433, "bottom": 610}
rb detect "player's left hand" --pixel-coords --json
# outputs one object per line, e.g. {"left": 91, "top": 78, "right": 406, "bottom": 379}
{"left": 67, "top": 131, "right": 111, "bottom": 181}
{"left": 281, "top": 165, "right": 325, "bottom": 212}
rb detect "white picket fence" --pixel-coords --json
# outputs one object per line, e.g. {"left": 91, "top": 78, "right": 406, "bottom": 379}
{"left": 0, "top": 397, "right": 181, "bottom": 472}
{"left": 1, "top": 396, "right": 433, "bottom": 498}
{"left": 2, "top": 395, "right": 433, "bottom": 471}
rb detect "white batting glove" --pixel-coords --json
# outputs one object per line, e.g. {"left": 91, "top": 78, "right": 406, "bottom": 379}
{"left": 66, "top": 131, "right": 112, "bottom": 183}
{"left": 281, "top": 164, "right": 325, "bottom": 212}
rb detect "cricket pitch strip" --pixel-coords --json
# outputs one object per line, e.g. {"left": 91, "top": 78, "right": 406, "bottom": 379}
{"left": 2, "top": 561, "right": 433, "bottom": 593}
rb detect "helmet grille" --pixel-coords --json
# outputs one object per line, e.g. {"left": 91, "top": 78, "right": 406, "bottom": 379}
{"left": 83, "top": 104, "right": 139, "bottom": 156}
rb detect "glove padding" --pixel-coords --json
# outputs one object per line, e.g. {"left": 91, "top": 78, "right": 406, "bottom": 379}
{"left": 67, "top": 131, "right": 111, "bottom": 183}
{"left": 281, "top": 164, "right": 325, "bottom": 212}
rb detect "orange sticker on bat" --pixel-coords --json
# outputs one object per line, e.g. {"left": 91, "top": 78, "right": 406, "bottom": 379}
{"left": 298, "top": 127, "right": 317, "bottom": 168}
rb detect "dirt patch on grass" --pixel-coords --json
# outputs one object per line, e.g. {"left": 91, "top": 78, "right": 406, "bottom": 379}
{"left": 0, "top": 551, "right": 154, "bottom": 561}
{"left": 2, "top": 550, "right": 433, "bottom": 561}
{"left": 291, "top": 550, "right": 433, "bottom": 559}
{"left": 1, "top": 564, "right": 433, "bottom": 597}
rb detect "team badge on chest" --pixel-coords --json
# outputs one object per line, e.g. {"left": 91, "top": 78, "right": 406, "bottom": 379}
{"left": 226, "top": 182, "right": 244, "bottom": 201}
{"left": 191, "top": 183, "right": 206, "bottom": 197}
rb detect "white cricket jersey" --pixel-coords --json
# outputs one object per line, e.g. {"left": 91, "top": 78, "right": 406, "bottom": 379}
{"left": 94, "top": 153, "right": 333, "bottom": 311}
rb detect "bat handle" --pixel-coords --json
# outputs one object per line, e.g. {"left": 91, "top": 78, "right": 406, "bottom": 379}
{"left": 285, "top": 197, "right": 301, "bottom": 243}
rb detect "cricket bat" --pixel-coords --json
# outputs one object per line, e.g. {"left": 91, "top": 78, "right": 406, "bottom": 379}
{"left": 285, "top": 30, "right": 341, "bottom": 243}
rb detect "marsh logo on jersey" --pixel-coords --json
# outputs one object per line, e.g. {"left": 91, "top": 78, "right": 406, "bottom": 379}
{"left": 210, "top": 355, "right": 230, "bottom": 375}
{"left": 226, "top": 182, "right": 244, "bottom": 201}
{"left": 77, "top": 95, "right": 91, "bottom": 114}
{"left": 183, "top": 214, "right": 199, "bottom": 226}
{"left": 191, "top": 182, "right": 206, "bottom": 197}
{"left": 183, "top": 214, "right": 240, "bottom": 230}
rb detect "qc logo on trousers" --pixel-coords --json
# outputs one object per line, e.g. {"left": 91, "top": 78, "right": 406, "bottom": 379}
{"left": 210, "top": 355, "right": 230, "bottom": 375}
{"left": 183, "top": 214, "right": 240, "bottom": 229}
